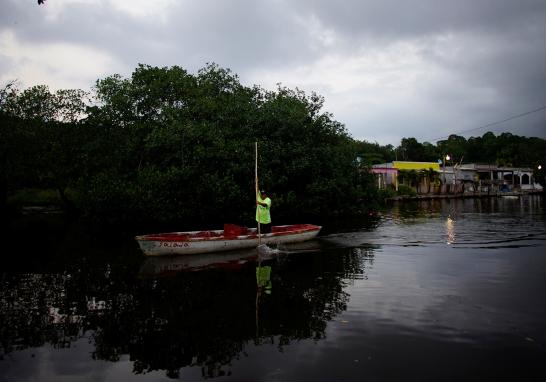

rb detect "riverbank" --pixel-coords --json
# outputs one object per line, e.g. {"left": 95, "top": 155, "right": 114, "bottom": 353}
{"left": 386, "top": 189, "right": 543, "bottom": 202}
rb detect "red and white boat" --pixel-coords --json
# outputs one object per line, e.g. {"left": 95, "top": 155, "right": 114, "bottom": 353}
{"left": 135, "top": 224, "right": 321, "bottom": 256}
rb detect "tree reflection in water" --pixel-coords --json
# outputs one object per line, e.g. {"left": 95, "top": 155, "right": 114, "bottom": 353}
{"left": 0, "top": 246, "right": 374, "bottom": 378}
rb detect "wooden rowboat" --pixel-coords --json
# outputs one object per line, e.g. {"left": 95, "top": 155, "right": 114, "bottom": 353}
{"left": 135, "top": 224, "right": 321, "bottom": 256}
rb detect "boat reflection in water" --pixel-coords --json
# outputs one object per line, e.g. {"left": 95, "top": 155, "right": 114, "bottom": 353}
{"left": 138, "top": 240, "right": 324, "bottom": 276}
{"left": 131, "top": 239, "right": 349, "bottom": 378}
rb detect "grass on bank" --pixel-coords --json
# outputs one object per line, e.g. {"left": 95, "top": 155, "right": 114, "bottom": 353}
{"left": 377, "top": 185, "right": 417, "bottom": 200}
{"left": 7, "top": 188, "right": 80, "bottom": 208}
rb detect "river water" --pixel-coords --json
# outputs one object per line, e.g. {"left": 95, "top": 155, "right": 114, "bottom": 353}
{"left": 1, "top": 196, "right": 545, "bottom": 381}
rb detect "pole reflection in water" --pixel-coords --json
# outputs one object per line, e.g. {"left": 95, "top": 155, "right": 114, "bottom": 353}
{"left": 255, "top": 247, "right": 273, "bottom": 342}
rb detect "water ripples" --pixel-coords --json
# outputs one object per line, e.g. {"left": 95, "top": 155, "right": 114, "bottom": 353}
{"left": 321, "top": 206, "right": 546, "bottom": 250}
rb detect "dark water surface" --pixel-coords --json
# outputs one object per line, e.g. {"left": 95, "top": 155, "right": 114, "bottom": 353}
{"left": 1, "top": 196, "right": 546, "bottom": 381}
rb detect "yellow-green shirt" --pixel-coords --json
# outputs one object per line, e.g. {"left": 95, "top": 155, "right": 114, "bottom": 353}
{"left": 256, "top": 193, "right": 271, "bottom": 224}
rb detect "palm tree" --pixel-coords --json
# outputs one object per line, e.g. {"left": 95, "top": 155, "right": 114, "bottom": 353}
{"left": 421, "top": 167, "right": 437, "bottom": 194}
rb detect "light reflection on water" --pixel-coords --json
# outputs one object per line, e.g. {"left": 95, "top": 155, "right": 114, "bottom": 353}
{"left": 1, "top": 196, "right": 545, "bottom": 381}
{"left": 323, "top": 196, "right": 546, "bottom": 249}
{"left": 445, "top": 216, "right": 455, "bottom": 244}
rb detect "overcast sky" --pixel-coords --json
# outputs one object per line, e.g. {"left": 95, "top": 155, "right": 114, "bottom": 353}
{"left": 1, "top": 0, "right": 545, "bottom": 145}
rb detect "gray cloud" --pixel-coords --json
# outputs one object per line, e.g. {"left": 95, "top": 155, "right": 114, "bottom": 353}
{"left": 1, "top": 0, "right": 545, "bottom": 145}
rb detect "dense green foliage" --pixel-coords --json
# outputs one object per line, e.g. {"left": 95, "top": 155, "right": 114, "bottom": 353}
{"left": 355, "top": 133, "right": 546, "bottom": 185}
{"left": 1, "top": 64, "right": 375, "bottom": 227}
{"left": 2, "top": 64, "right": 545, "bottom": 227}
{"left": 357, "top": 133, "right": 546, "bottom": 169}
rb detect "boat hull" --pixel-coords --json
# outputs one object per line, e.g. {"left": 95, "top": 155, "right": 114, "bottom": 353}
{"left": 135, "top": 224, "right": 321, "bottom": 256}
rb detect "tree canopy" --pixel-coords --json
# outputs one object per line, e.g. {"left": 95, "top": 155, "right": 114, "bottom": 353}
{"left": 1, "top": 64, "right": 374, "bottom": 227}
{"left": 354, "top": 132, "right": 546, "bottom": 170}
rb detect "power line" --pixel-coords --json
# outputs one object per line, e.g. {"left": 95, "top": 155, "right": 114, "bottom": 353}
{"left": 430, "top": 105, "right": 546, "bottom": 142}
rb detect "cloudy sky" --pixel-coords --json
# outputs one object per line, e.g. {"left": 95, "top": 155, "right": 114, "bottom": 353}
{"left": 1, "top": 0, "right": 545, "bottom": 145}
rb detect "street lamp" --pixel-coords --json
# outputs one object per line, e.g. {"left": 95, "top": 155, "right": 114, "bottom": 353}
{"left": 535, "top": 165, "right": 543, "bottom": 190}
{"left": 441, "top": 155, "right": 451, "bottom": 194}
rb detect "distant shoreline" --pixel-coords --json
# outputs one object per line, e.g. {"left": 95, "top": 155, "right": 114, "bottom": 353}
{"left": 385, "top": 189, "right": 543, "bottom": 202}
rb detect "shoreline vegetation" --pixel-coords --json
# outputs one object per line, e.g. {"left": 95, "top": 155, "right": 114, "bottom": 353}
{"left": 9, "top": 187, "right": 543, "bottom": 213}
{"left": 1, "top": 64, "right": 545, "bottom": 230}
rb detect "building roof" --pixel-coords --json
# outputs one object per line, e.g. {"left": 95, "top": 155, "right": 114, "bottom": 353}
{"left": 372, "top": 161, "right": 440, "bottom": 171}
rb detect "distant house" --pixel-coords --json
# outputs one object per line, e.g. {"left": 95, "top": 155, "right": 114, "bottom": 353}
{"left": 454, "top": 164, "right": 540, "bottom": 192}
{"left": 371, "top": 161, "right": 440, "bottom": 191}
{"left": 373, "top": 161, "right": 542, "bottom": 194}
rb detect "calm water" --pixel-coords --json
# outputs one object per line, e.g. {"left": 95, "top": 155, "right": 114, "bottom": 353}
{"left": 1, "top": 196, "right": 546, "bottom": 381}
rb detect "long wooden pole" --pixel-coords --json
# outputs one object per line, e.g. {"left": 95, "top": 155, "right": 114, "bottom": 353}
{"left": 255, "top": 142, "right": 261, "bottom": 245}
{"left": 255, "top": 141, "right": 262, "bottom": 336}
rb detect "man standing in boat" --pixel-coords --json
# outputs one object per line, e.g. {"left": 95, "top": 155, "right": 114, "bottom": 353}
{"left": 256, "top": 189, "right": 272, "bottom": 234}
